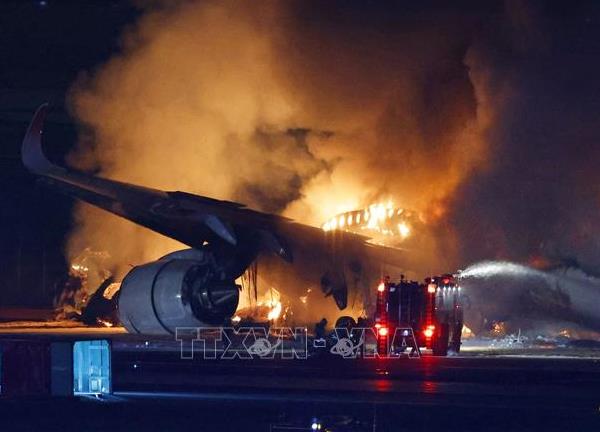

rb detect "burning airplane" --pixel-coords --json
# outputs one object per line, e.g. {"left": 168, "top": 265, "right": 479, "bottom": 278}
{"left": 24, "top": 105, "right": 600, "bottom": 340}
{"left": 23, "top": 104, "right": 414, "bottom": 334}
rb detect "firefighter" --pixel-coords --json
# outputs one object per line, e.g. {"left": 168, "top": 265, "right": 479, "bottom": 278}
{"left": 310, "top": 318, "right": 329, "bottom": 356}
{"left": 314, "top": 318, "right": 327, "bottom": 340}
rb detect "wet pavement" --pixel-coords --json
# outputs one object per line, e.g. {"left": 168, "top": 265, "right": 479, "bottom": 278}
{"left": 1, "top": 329, "right": 599, "bottom": 430}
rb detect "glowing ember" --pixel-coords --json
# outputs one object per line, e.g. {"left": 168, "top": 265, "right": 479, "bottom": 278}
{"left": 56, "top": 248, "right": 113, "bottom": 320}
{"left": 461, "top": 324, "right": 474, "bottom": 339}
{"left": 234, "top": 282, "right": 288, "bottom": 323}
{"left": 491, "top": 321, "right": 506, "bottom": 336}
{"left": 102, "top": 282, "right": 121, "bottom": 300}
{"left": 558, "top": 328, "right": 571, "bottom": 338}
{"left": 70, "top": 263, "right": 89, "bottom": 273}
{"left": 97, "top": 319, "right": 114, "bottom": 328}
{"left": 267, "top": 301, "right": 282, "bottom": 321}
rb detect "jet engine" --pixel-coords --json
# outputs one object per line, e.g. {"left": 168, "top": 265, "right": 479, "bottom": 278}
{"left": 118, "top": 249, "right": 240, "bottom": 334}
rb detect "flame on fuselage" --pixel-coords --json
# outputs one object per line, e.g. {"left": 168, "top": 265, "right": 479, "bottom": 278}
{"left": 322, "top": 202, "right": 415, "bottom": 241}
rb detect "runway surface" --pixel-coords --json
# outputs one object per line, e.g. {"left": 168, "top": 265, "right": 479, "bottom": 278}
{"left": 0, "top": 326, "right": 599, "bottom": 431}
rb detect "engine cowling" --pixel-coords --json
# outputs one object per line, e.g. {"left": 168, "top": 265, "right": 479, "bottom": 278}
{"left": 118, "top": 255, "right": 239, "bottom": 335}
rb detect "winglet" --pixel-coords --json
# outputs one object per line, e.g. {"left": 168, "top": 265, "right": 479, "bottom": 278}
{"left": 22, "top": 103, "right": 57, "bottom": 174}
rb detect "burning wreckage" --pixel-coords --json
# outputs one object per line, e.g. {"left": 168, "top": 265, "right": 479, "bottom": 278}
{"left": 25, "top": 105, "right": 600, "bottom": 342}
{"left": 25, "top": 104, "right": 413, "bottom": 334}
{"left": 54, "top": 204, "right": 422, "bottom": 329}
{"left": 53, "top": 248, "right": 120, "bottom": 327}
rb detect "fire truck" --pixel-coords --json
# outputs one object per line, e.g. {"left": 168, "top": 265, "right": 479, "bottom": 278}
{"left": 374, "top": 274, "right": 463, "bottom": 356}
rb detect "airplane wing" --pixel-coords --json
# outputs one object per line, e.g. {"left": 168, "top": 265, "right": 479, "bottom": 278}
{"left": 23, "top": 105, "right": 300, "bottom": 252}
{"left": 23, "top": 105, "right": 391, "bottom": 264}
{"left": 23, "top": 104, "right": 413, "bottom": 312}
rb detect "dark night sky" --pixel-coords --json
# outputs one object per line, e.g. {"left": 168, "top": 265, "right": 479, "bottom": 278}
{"left": 1, "top": 0, "right": 600, "bottom": 307}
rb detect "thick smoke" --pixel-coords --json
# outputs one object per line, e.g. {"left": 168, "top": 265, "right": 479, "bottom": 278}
{"left": 449, "top": 1, "right": 600, "bottom": 272}
{"left": 66, "top": 0, "right": 499, "bottom": 274}
{"left": 65, "top": 0, "right": 600, "bottom": 284}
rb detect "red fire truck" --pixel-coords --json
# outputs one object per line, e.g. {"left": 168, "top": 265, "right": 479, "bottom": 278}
{"left": 374, "top": 274, "right": 463, "bottom": 356}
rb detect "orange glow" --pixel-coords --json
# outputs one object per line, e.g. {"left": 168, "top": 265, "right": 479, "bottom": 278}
{"left": 461, "top": 324, "right": 474, "bottom": 339}
{"left": 398, "top": 222, "right": 410, "bottom": 238}
{"left": 427, "top": 283, "right": 436, "bottom": 294}
{"left": 64, "top": 0, "right": 491, "bottom": 294}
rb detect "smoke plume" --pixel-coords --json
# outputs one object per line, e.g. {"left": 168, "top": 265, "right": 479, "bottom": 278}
{"left": 448, "top": 1, "right": 600, "bottom": 273}
{"left": 65, "top": 1, "right": 599, "bottom": 279}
